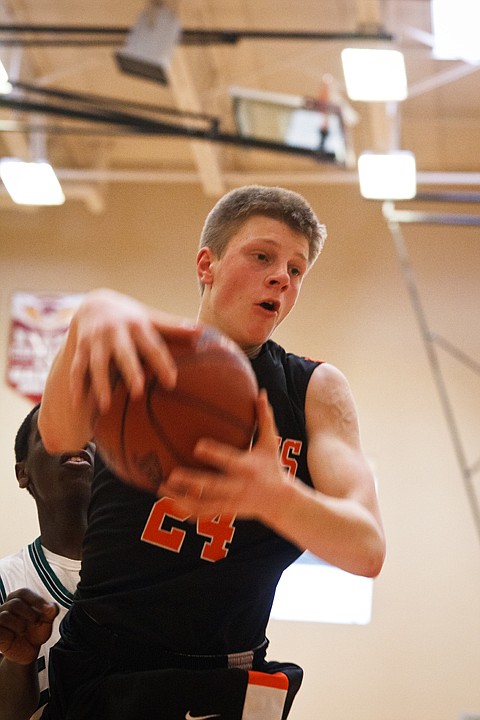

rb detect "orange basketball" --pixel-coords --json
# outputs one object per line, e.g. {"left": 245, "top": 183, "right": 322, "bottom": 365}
{"left": 93, "top": 326, "right": 258, "bottom": 494}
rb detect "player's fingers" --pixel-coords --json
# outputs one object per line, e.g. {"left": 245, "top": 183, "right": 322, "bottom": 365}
{"left": 94, "top": 321, "right": 199, "bottom": 404}
{"left": 254, "top": 390, "right": 279, "bottom": 450}
{"left": 133, "top": 320, "right": 202, "bottom": 390}
{"left": 27, "top": 617, "right": 56, "bottom": 647}
{"left": 0, "top": 606, "right": 33, "bottom": 637}
{"left": 191, "top": 438, "right": 243, "bottom": 474}
{"left": 71, "top": 346, "right": 112, "bottom": 414}
{"left": 0, "top": 595, "right": 58, "bottom": 626}
{"left": 161, "top": 480, "right": 235, "bottom": 518}
{"left": 129, "top": 324, "right": 178, "bottom": 392}
{"left": 78, "top": 328, "right": 145, "bottom": 413}
{"left": 37, "top": 601, "right": 59, "bottom": 623}
{"left": 5, "top": 588, "right": 49, "bottom": 607}
{"left": 0, "top": 627, "right": 43, "bottom": 665}
{"left": 0, "top": 627, "right": 15, "bottom": 653}
{"left": 108, "top": 326, "right": 149, "bottom": 400}
{"left": 150, "top": 311, "right": 200, "bottom": 342}
{"left": 165, "top": 462, "right": 242, "bottom": 509}
{"left": 70, "top": 340, "right": 95, "bottom": 409}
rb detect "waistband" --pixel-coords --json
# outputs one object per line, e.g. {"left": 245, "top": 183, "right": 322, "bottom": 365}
{"left": 70, "top": 604, "right": 268, "bottom": 672}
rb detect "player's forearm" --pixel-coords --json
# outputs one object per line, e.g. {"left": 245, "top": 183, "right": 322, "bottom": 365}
{"left": 261, "top": 478, "right": 385, "bottom": 578}
{"left": 0, "top": 658, "right": 39, "bottom": 720}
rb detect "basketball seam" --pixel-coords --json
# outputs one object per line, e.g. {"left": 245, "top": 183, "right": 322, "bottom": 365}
{"left": 145, "top": 378, "right": 191, "bottom": 467}
{"left": 146, "top": 377, "right": 254, "bottom": 436}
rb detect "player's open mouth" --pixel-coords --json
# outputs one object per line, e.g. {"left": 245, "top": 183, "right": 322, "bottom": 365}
{"left": 61, "top": 450, "right": 92, "bottom": 467}
{"left": 258, "top": 300, "right": 279, "bottom": 313}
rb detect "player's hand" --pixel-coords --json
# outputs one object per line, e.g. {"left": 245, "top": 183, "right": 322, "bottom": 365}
{"left": 160, "top": 390, "right": 289, "bottom": 520}
{"left": 0, "top": 589, "right": 59, "bottom": 666}
{"left": 69, "top": 289, "right": 201, "bottom": 413}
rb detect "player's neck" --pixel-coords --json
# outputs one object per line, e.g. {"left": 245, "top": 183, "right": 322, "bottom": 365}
{"left": 244, "top": 344, "right": 262, "bottom": 359}
{"left": 38, "top": 508, "right": 87, "bottom": 560}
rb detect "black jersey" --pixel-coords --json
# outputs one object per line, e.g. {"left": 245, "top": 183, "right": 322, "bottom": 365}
{"left": 77, "top": 340, "right": 320, "bottom": 655}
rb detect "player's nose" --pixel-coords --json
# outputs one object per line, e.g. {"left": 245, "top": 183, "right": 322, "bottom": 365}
{"left": 266, "top": 266, "right": 290, "bottom": 288}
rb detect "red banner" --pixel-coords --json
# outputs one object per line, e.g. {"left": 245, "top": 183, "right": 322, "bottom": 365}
{"left": 6, "top": 291, "right": 84, "bottom": 403}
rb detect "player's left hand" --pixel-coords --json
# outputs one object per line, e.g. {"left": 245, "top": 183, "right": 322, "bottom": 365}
{"left": 159, "top": 390, "right": 289, "bottom": 520}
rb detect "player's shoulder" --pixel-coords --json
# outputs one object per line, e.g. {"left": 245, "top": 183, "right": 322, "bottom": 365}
{"left": 308, "top": 362, "right": 355, "bottom": 405}
{"left": 266, "top": 339, "right": 321, "bottom": 371}
{"left": 311, "top": 361, "right": 348, "bottom": 382}
{"left": 0, "top": 545, "right": 29, "bottom": 601}
{"left": 0, "top": 545, "right": 27, "bottom": 572}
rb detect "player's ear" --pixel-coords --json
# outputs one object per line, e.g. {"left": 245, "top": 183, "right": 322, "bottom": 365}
{"left": 196, "top": 247, "right": 215, "bottom": 287}
{"left": 15, "top": 462, "right": 29, "bottom": 489}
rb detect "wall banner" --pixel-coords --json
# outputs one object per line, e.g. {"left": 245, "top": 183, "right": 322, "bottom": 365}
{"left": 6, "top": 291, "right": 84, "bottom": 403}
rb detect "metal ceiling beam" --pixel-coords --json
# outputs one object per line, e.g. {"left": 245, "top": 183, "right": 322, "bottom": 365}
{"left": 0, "top": 92, "right": 338, "bottom": 163}
{"left": 383, "top": 204, "right": 480, "bottom": 227}
{"left": 168, "top": 44, "right": 225, "bottom": 196}
{"left": 0, "top": 24, "right": 394, "bottom": 47}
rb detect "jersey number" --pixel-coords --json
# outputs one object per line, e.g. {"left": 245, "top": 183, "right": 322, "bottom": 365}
{"left": 277, "top": 437, "right": 301, "bottom": 476}
{"left": 141, "top": 497, "right": 236, "bottom": 562}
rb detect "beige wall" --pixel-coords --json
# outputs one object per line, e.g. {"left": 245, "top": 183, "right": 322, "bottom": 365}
{"left": 1, "top": 182, "right": 479, "bottom": 720}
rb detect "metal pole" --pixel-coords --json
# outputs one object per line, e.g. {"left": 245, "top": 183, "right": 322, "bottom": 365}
{"left": 386, "top": 211, "right": 480, "bottom": 544}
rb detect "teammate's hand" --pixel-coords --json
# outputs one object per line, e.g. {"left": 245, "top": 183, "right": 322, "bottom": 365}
{"left": 0, "top": 588, "right": 59, "bottom": 665}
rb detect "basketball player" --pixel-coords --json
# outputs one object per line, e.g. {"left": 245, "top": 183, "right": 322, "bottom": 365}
{"left": 39, "top": 185, "right": 385, "bottom": 720}
{"left": 0, "top": 405, "right": 95, "bottom": 719}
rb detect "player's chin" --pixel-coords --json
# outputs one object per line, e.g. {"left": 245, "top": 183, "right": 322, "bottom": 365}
{"left": 60, "top": 467, "right": 93, "bottom": 485}
{"left": 59, "top": 471, "right": 93, "bottom": 495}
{"left": 242, "top": 324, "right": 276, "bottom": 349}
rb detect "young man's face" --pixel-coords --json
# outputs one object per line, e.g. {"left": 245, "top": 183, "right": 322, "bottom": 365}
{"left": 197, "top": 215, "right": 310, "bottom": 354}
{"left": 16, "top": 410, "right": 95, "bottom": 505}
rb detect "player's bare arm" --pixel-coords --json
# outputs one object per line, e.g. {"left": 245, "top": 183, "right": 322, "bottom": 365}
{"left": 39, "top": 289, "right": 200, "bottom": 454}
{"left": 165, "top": 364, "right": 385, "bottom": 578}
{"left": 266, "top": 362, "right": 386, "bottom": 576}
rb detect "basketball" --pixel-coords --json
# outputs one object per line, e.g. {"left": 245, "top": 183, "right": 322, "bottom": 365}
{"left": 93, "top": 326, "right": 258, "bottom": 494}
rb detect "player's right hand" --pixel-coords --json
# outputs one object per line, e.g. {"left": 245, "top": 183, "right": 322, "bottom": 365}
{"left": 69, "top": 288, "right": 201, "bottom": 413}
{"left": 0, "top": 588, "right": 59, "bottom": 665}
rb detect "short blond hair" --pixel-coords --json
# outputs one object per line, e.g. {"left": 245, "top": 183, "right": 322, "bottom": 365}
{"left": 199, "top": 185, "right": 326, "bottom": 266}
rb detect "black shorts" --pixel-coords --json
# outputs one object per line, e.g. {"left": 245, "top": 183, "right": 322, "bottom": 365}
{"left": 42, "top": 604, "right": 302, "bottom": 720}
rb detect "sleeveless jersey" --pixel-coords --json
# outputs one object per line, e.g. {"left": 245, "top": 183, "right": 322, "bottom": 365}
{"left": 0, "top": 538, "right": 80, "bottom": 719}
{"left": 77, "top": 340, "right": 320, "bottom": 655}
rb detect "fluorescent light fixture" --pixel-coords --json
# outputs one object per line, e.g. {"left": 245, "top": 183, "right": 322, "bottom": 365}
{"left": 341, "top": 48, "right": 408, "bottom": 101}
{"left": 0, "top": 159, "right": 65, "bottom": 206}
{"left": 0, "top": 59, "right": 7, "bottom": 84}
{"left": 358, "top": 151, "right": 416, "bottom": 200}
{"left": 431, "top": 0, "right": 480, "bottom": 64}
{"left": 0, "top": 59, "right": 11, "bottom": 93}
{"left": 115, "top": 3, "right": 181, "bottom": 85}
